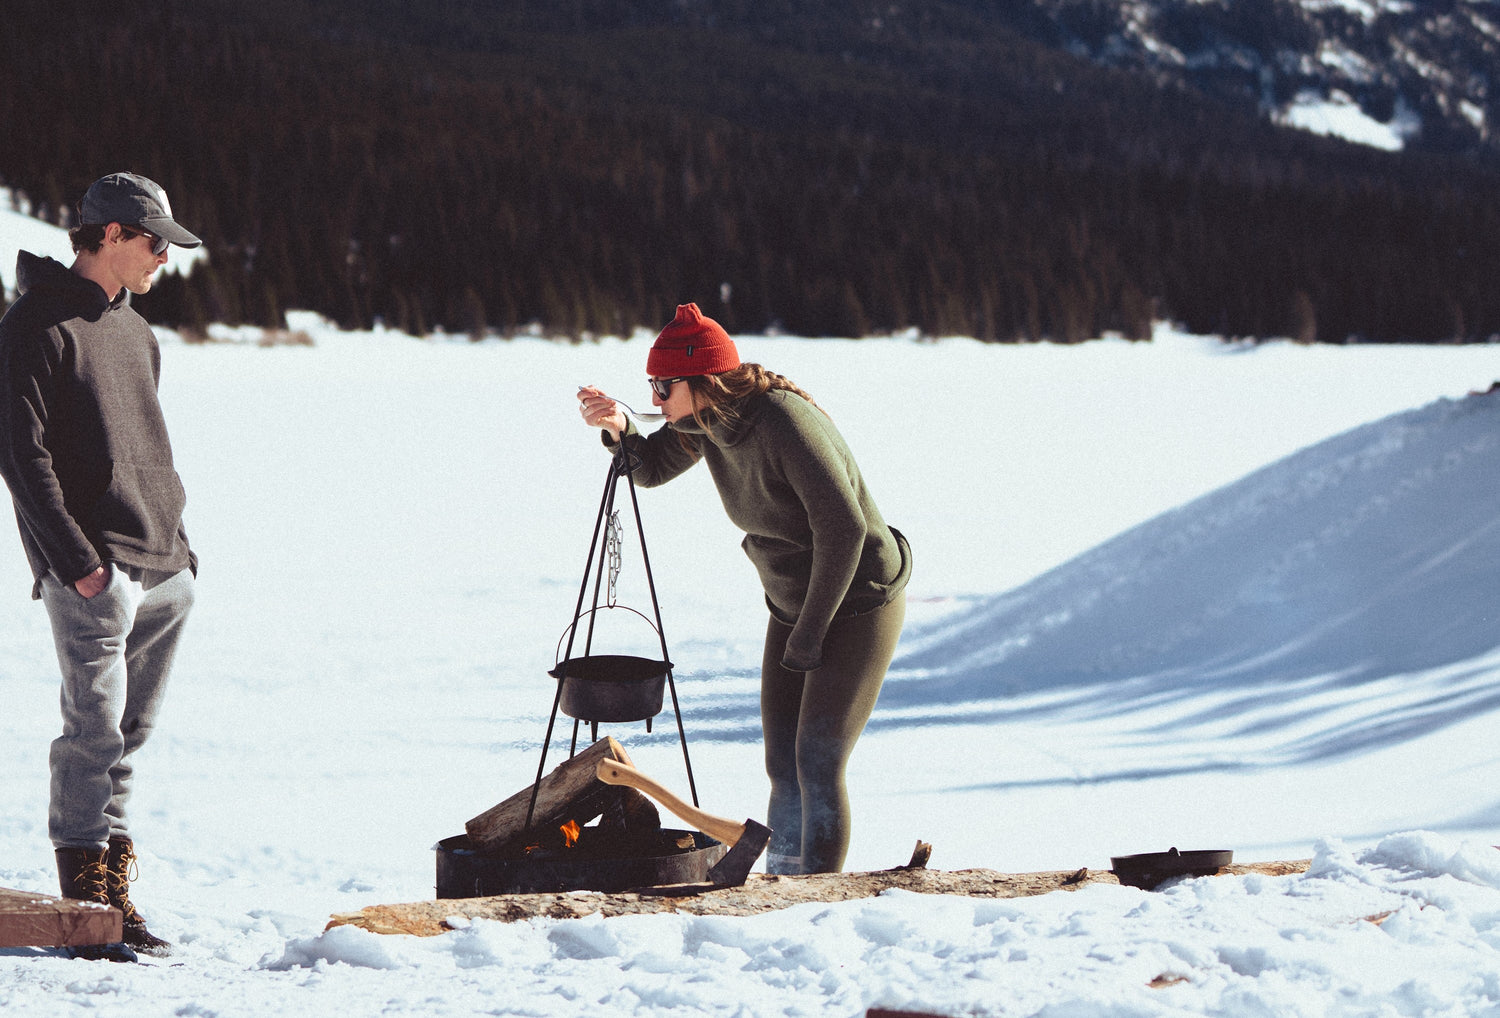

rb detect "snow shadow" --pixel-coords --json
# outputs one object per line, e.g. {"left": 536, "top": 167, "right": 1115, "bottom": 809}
{"left": 872, "top": 392, "right": 1500, "bottom": 763}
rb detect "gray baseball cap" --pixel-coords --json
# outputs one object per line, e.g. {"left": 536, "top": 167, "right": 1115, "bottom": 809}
{"left": 80, "top": 172, "right": 202, "bottom": 249}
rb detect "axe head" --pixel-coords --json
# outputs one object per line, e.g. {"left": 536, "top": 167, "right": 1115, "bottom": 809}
{"left": 706, "top": 818, "right": 772, "bottom": 887}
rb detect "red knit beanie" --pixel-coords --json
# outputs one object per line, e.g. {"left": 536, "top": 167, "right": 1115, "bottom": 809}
{"left": 646, "top": 303, "right": 740, "bottom": 377}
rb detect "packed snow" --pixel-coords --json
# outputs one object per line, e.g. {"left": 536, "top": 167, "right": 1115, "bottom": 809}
{"left": 3, "top": 207, "right": 1500, "bottom": 1015}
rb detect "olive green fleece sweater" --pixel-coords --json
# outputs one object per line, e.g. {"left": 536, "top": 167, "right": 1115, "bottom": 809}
{"left": 606, "top": 389, "right": 910, "bottom": 670}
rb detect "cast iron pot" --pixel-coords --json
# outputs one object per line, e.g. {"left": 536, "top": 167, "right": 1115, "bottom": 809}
{"left": 549, "top": 654, "right": 669, "bottom": 723}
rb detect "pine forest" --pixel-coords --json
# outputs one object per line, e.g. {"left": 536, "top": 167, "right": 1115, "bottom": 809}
{"left": 2, "top": 0, "right": 1498, "bottom": 344}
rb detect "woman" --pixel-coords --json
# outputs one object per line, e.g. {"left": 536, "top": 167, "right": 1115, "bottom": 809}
{"left": 578, "top": 303, "right": 911, "bottom": 874}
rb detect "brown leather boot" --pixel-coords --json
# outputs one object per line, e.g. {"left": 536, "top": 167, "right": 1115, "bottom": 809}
{"left": 55, "top": 845, "right": 111, "bottom": 904}
{"left": 55, "top": 846, "right": 136, "bottom": 962}
{"left": 105, "top": 837, "right": 172, "bottom": 956}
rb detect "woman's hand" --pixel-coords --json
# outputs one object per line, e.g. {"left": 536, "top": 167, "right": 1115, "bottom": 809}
{"left": 577, "top": 385, "right": 627, "bottom": 441}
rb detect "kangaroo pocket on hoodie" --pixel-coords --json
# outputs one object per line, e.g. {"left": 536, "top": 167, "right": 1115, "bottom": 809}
{"left": 90, "top": 460, "right": 187, "bottom": 556}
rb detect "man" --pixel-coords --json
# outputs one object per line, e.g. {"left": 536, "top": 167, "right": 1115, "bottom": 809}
{"left": 0, "top": 172, "right": 201, "bottom": 959}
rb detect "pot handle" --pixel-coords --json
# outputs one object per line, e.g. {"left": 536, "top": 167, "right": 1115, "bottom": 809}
{"left": 554, "top": 604, "right": 663, "bottom": 665}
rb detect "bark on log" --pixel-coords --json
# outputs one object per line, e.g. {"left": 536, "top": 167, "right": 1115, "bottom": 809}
{"left": 327, "top": 859, "right": 1312, "bottom": 937}
{"left": 0, "top": 887, "right": 122, "bottom": 949}
{"left": 465, "top": 736, "right": 634, "bottom": 854}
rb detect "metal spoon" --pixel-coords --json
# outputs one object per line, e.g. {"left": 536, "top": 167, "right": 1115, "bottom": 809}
{"left": 614, "top": 399, "right": 667, "bottom": 423}
{"left": 579, "top": 388, "right": 667, "bottom": 423}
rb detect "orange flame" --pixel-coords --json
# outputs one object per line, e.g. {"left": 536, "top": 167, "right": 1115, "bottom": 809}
{"left": 560, "top": 820, "right": 581, "bottom": 848}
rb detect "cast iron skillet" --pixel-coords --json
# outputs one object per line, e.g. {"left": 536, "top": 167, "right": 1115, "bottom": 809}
{"left": 1110, "top": 847, "right": 1234, "bottom": 889}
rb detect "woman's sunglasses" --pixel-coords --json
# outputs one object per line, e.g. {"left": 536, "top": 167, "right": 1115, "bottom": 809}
{"left": 648, "top": 376, "right": 690, "bottom": 400}
{"left": 120, "top": 225, "right": 170, "bottom": 256}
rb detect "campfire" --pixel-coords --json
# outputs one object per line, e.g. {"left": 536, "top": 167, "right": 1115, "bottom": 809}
{"left": 438, "top": 738, "right": 724, "bottom": 897}
{"left": 522, "top": 819, "right": 581, "bottom": 856}
{"left": 437, "top": 737, "right": 769, "bottom": 898}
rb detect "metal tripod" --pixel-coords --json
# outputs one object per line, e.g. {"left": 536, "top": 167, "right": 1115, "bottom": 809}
{"left": 526, "top": 448, "right": 700, "bottom": 828}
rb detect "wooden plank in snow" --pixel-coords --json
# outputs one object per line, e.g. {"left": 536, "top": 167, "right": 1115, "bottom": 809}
{"left": 0, "top": 887, "right": 122, "bottom": 949}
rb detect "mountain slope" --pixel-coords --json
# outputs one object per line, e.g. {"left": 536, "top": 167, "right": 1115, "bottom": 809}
{"left": 890, "top": 391, "right": 1500, "bottom": 762}
{"left": 1023, "top": 0, "right": 1500, "bottom": 157}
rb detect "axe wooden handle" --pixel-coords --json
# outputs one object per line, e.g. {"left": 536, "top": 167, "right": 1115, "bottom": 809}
{"left": 595, "top": 759, "right": 747, "bottom": 846}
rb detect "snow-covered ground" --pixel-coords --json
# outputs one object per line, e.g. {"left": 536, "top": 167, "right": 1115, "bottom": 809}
{"left": 3, "top": 207, "right": 1500, "bottom": 1014}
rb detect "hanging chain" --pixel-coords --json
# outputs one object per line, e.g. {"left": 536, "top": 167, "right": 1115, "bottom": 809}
{"left": 605, "top": 509, "right": 623, "bottom": 606}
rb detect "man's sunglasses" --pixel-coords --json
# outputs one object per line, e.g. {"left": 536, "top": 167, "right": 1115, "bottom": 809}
{"left": 649, "top": 376, "right": 690, "bottom": 400}
{"left": 120, "top": 225, "right": 170, "bottom": 256}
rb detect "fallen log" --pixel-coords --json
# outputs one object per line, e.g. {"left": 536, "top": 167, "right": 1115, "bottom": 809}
{"left": 0, "top": 887, "right": 121, "bottom": 949}
{"left": 328, "top": 857, "right": 1311, "bottom": 937}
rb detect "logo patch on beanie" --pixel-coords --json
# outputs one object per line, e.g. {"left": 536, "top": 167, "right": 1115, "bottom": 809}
{"left": 686, "top": 345, "right": 695, "bottom": 356}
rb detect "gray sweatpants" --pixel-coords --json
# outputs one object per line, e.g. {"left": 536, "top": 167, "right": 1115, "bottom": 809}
{"left": 39, "top": 563, "right": 194, "bottom": 849}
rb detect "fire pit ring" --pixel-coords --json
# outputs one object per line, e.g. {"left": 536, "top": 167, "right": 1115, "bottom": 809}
{"left": 436, "top": 830, "right": 725, "bottom": 898}
{"left": 549, "top": 654, "right": 668, "bottom": 723}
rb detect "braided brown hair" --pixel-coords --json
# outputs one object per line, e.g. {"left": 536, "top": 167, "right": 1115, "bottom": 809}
{"left": 679, "top": 364, "right": 827, "bottom": 444}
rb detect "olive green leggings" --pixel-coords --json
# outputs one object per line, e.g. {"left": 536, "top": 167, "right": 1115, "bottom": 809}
{"left": 760, "top": 591, "right": 906, "bottom": 874}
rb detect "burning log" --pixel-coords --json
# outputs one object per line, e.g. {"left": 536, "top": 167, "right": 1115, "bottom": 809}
{"left": 594, "top": 783, "right": 666, "bottom": 853}
{"left": 513, "top": 788, "right": 665, "bottom": 859}
{"left": 465, "top": 736, "right": 657, "bottom": 856}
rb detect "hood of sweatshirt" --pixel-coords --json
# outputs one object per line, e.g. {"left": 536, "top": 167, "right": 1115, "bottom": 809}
{"left": 14, "top": 250, "right": 126, "bottom": 315}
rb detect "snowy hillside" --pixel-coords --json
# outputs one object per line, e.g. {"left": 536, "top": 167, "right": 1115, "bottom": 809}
{"left": 880, "top": 391, "right": 1500, "bottom": 853}
{"left": 896, "top": 393, "right": 1500, "bottom": 710}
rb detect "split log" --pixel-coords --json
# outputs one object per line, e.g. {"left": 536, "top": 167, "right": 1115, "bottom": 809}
{"left": 465, "top": 736, "right": 635, "bottom": 855}
{"left": 594, "top": 785, "right": 664, "bottom": 855}
{"left": 327, "top": 858, "right": 1312, "bottom": 937}
{"left": 0, "top": 887, "right": 121, "bottom": 949}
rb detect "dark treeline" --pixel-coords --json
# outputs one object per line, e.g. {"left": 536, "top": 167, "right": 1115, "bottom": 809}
{"left": 2, "top": 0, "right": 1499, "bottom": 342}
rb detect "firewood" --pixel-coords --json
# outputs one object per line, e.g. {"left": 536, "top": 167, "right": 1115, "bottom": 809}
{"left": 465, "top": 736, "right": 635, "bottom": 854}
{"left": 598, "top": 786, "right": 662, "bottom": 836}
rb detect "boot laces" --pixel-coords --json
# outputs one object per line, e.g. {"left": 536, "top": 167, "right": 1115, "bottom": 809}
{"left": 76, "top": 858, "right": 110, "bottom": 903}
{"left": 106, "top": 842, "right": 142, "bottom": 921}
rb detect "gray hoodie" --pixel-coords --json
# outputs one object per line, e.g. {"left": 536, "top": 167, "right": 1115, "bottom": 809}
{"left": 0, "top": 252, "right": 195, "bottom": 597}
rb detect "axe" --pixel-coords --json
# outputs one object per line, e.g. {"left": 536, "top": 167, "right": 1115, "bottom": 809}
{"left": 596, "top": 759, "right": 772, "bottom": 888}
